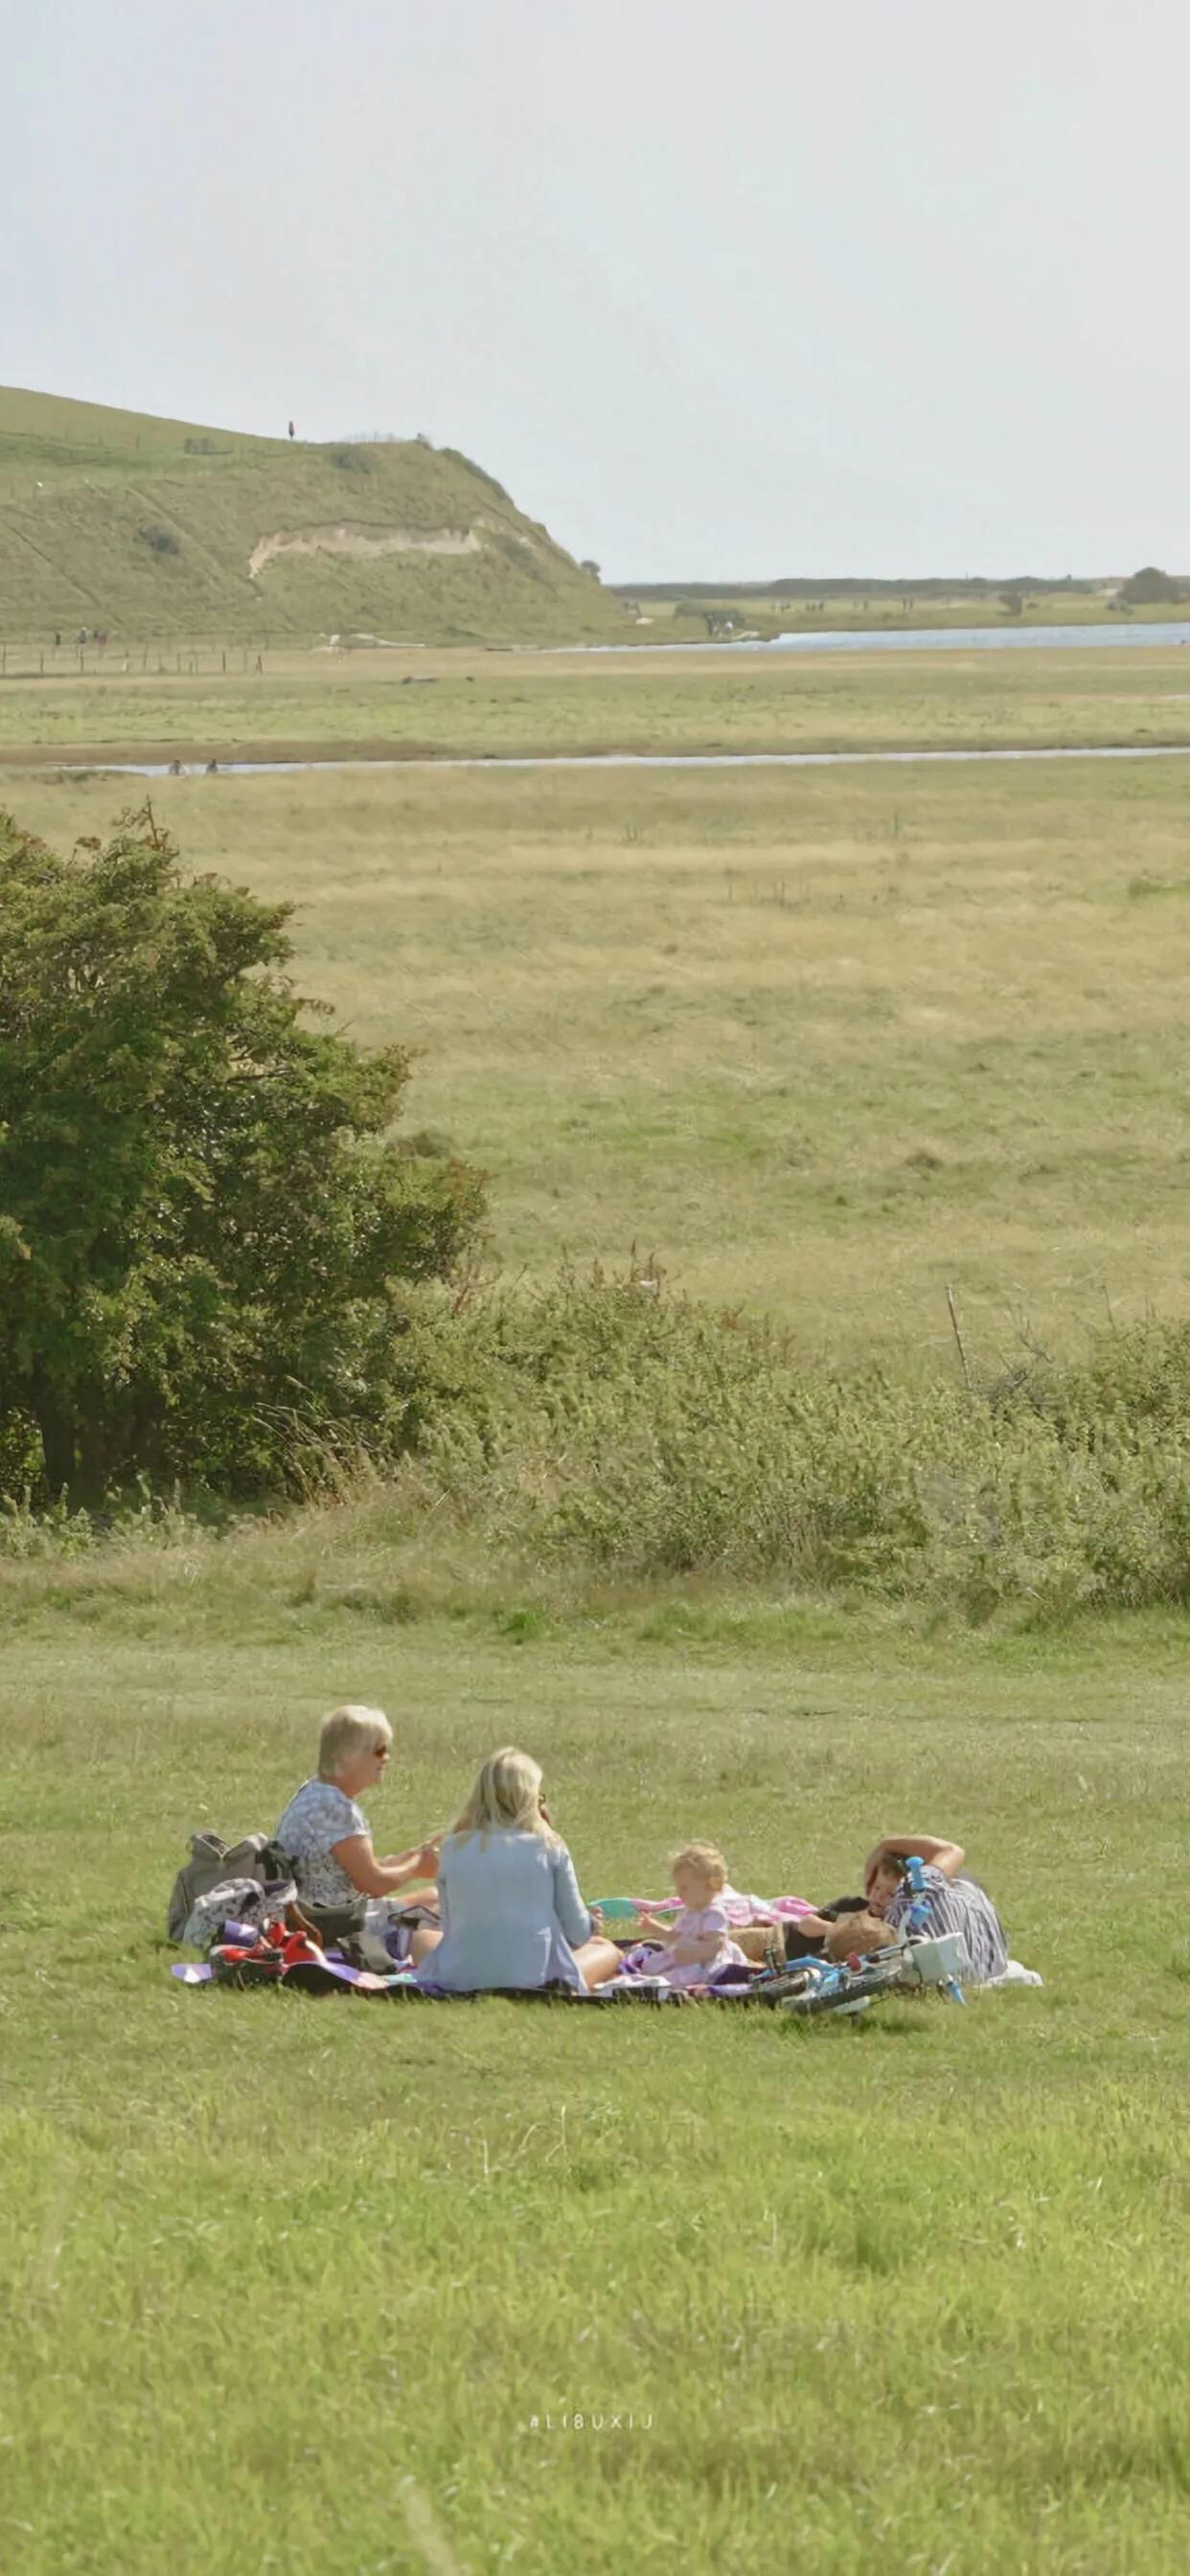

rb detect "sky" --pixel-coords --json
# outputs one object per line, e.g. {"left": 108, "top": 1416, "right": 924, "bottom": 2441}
{"left": 5, "top": 0, "right": 1189, "bottom": 581}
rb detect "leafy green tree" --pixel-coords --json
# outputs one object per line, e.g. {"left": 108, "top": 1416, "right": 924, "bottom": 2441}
{"left": 0, "top": 807, "right": 483, "bottom": 1496}
{"left": 1119, "top": 565, "right": 1186, "bottom": 606}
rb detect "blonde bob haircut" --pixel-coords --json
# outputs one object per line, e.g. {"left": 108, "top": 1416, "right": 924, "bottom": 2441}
{"left": 671, "top": 1840, "right": 728, "bottom": 1893}
{"left": 317, "top": 1704, "right": 392, "bottom": 1781}
{"left": 453, "top": 1745, "right": 558, "bottom": 1844}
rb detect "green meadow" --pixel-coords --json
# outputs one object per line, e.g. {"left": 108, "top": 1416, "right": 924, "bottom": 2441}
{"left": 13, "top": 725, "right": 1190, "bottom": 1352}
{"left": 4, "top": 646, "right": 1190, "bottom": 2573}
{"left": 4, "top": 634, "right": 1190, "bottom": 762}
{"left": 4, "top": 1560, "right": 1190, "bottom": 2575}
{"left": 0, "top": 385, "right": 624, "bottom": 649}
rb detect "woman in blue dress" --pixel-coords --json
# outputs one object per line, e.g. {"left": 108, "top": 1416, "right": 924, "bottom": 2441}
{"left": 417, "top": 1746, "right": 621, "bottom": 1993}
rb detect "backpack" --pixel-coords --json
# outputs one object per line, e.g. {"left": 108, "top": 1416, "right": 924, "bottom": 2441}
{"left": 166, "top": 1830, "right": 294, "bottom": 1944}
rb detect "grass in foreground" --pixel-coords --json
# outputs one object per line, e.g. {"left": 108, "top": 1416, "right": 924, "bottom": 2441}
{"left": 2, "top": 1531, "right": 1189, "bottom": 2574}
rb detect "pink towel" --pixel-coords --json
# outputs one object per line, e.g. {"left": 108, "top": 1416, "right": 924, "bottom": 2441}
{"left": 629, "top": 1888, "right": 819, "bottom": 1927}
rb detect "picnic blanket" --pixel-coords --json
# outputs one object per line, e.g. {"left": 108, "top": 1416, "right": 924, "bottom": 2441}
{"left": 170, "top": 1899, "right": 1041, "bottom": 2005}
{"left": 171, "top": 1924, "right": 692, "bottom": 2004}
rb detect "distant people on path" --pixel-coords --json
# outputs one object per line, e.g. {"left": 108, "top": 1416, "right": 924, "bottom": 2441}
{"left": 418, "top": 1747, "right": 621, "bottom": 1993}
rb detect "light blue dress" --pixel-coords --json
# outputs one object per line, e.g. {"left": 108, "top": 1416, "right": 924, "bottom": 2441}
{"left": 418, "top": 1828, "right": 593, "bottom": 1991}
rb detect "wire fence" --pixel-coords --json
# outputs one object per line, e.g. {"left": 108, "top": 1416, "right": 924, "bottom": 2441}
{"left": 0, "top": 636, "right": 282, "bottom": 678}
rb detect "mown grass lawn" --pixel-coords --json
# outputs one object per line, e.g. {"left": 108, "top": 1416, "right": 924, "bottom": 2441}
{"left": 3, "top": 1552, "right": 1188, "bottom": 2575}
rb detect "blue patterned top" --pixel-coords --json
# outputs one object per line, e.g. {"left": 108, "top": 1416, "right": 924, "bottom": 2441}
{"left": 275, "top": 1778, "right": 369, "bottom": 1909}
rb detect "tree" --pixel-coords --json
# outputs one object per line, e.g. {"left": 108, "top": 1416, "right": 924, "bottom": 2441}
{"left": 0, "top": 808, "right": 484, "bottom": 1496}
{"left": 1119, "top": 565, "right": 1187, "bottom": 606}
{"left": 579, "top": 559, "right": 602, "bottom": 581}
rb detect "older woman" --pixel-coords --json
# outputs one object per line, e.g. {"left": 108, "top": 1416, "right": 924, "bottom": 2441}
{"left": 275, "top": 1703, "right": 442, "bottom": 1966}
{"left": 417, "top": 1746, "right": 621, "bottom": 1993}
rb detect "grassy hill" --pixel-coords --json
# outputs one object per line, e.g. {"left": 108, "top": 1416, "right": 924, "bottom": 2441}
{"left": 0, "top": 384, "right": 625, "bottom": 646}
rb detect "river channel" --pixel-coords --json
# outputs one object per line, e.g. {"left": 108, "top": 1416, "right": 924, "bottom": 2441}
{"left": 61, "top": 745, "right": 1190, "bottom": 779}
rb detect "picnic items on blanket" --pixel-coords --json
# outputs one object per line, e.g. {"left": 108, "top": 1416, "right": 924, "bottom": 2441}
{"left": 167, "top": 1829, "right": 296, "bottom": 1944}
{"left": 179, "top": 1872, "right": 301, "bottom": 1951}
{"left": 169, "top": 1921, "right": 917, "bottom": 2017}
{"left": 170, "top": 1917, "right": 690, "bottom": 2004}
{"left": 169, "top": 1921, "right": 1038, "bottom": 2016}
{"left": 169, "top": 1869, "right": 1040, "bottom": 2015}
{"left": 172, "top": 1919, "right": 415, "bottom": 1995}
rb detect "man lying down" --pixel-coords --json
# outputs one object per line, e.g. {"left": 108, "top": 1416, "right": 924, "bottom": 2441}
{"left": 780, "top": 1831, "right": 1039, "bottom": 1986}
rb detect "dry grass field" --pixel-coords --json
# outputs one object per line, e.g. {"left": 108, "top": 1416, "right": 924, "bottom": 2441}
{"left": 4, "top": 634, "right": 1190, "bottom": 763}
{"left": 11, "top": 732, "right": 1190, "bottom": 1362}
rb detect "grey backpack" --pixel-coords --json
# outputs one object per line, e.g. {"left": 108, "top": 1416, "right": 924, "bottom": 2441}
{"left": 167, "top": 1830, "right": 293, "bottom": 1944}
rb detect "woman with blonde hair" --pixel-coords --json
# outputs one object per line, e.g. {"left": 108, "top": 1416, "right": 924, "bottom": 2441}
{"left": 417, "top": 1746, "right": 621, "bottom": 1993}
{"left": 275, "top": 1703, "right": 442, "bottom": 1966}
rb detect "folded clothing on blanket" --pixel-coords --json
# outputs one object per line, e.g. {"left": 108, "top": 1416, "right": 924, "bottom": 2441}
{"left": 180, "top": 1873, "right": 299, "bottom": 1950}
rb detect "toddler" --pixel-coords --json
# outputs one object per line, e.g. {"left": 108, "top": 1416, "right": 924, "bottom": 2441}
{"left": 634, "top": 1842, "right": 747, "bottom": 1990}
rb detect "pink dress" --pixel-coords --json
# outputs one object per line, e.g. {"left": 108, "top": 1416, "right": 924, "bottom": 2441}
{"left": 648, "top": 1901, "right": 746, "bottom": 1990}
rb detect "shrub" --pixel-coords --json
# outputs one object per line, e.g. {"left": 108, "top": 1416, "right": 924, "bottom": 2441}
{"left": 1119, "top": 565, "right": 1189, "bottom": 606}
{"left": 0, "top": 807, "right": 484, "bottom": 1497}
{"left": 138, "top": 524, "right": 180, "bottom": 555}
{"left": 381, "top": 1284, "right": 1190, "bottom": 1619}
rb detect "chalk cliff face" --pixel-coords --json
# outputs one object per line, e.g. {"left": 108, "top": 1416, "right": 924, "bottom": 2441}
{"left": 0, "top": 387, "right": 622, "bottom": 645}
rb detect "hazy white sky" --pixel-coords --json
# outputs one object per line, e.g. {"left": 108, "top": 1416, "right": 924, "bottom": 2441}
{"left": 6, "top": 0, "right": 1188, "bottom": 579}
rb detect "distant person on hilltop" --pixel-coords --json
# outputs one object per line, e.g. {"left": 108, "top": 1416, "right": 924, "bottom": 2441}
{"left": 287, "top": 419, "right": 295, "bottom": 440}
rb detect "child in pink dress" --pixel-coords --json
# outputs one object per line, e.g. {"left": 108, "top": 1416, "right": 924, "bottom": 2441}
{"left": 634, "top": 1842, "right": 747, "bottom": 1990}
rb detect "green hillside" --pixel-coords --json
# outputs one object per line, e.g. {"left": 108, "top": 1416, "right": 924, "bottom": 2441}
{"left": 0, "top": 385, "right": 624, "bottom": 646}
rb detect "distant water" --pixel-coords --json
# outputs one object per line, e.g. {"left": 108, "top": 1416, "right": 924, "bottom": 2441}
{"left": 578, "top": 621, "right": 1190, "bottom": 656}
{"left": 59, "top": 745, "right": 1190, "bottom": 780}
